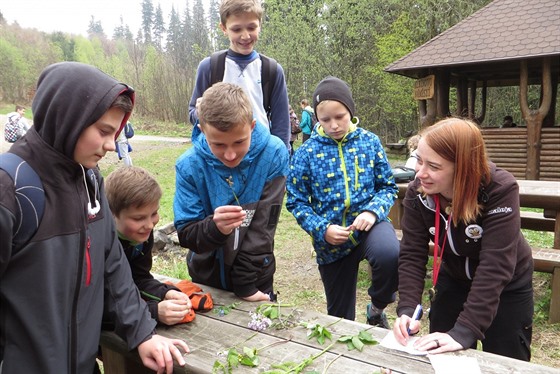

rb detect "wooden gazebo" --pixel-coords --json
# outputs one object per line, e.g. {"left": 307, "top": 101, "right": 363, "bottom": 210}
{"left": 385, "top": 0, "right": 560, "bottom": 181}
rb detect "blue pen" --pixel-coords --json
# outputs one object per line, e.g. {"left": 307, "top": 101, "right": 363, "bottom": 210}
{"left": 407, "top": 304, "right": 423, "bottom": 335}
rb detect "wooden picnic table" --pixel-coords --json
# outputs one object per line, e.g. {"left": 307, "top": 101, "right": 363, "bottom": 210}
{"left": 100, "top": 278, "right": 558, "bottom": 374}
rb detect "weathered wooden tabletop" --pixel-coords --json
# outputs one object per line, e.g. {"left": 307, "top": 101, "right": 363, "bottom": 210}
{"left": 101, "top": 277, "right": 560, "bottom": 374}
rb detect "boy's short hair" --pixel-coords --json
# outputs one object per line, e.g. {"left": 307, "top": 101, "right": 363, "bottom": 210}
{"left": 199, "top": 82, "right": 253, "bottom": 131}
{"left": 105, "top": 166, "right": 162, "bottom": 217}
{"left": 300, "top": 99, "right": 309, "bottom": 106}
{"left": 220, "top": 0, "right": 263, "bottom": 25}
{"left": 15, "top": 105, "right": 25, "bottom": 112}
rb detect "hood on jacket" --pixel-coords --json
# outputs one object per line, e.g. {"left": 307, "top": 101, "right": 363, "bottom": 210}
{"left": 32, "top": 62, "right": 135, "bottom": 160}
{"left": 191, "top": 120, "right": 270, "bottom": 171}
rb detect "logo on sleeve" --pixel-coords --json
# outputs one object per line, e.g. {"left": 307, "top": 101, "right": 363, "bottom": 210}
{"left": 487, "top": 206, "right": 513, "bottom": 215}
{"left": 465, "top": 224, "right": 483, "bottom": 239}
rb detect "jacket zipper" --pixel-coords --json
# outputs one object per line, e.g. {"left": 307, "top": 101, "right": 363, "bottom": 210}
{"left": 85, "top": 236, "right": 92, "bottom": 285}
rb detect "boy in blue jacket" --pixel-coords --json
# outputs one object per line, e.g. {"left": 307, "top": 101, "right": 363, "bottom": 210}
{"left": 175, "top": 82, "right": 288, "bottom": 302}
{"left": 286, "top": 76, "right": 400, "bottom": 327}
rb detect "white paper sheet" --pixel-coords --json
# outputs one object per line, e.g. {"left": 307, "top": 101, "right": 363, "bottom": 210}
{"left": 428, "top": 354, "right": 482, "bottom": 374}
{"left": 380, "top": 331, "right": 428, "bottom": 356}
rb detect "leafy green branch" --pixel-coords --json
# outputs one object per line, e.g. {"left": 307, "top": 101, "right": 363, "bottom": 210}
{"left": 212, "top": 334, "right": 292, "bottom": 373}
{"left": 300, "top": 318, "right": 341, "bottom": 345}
{"left": 337, "top": 329, "right": 378, "bottom": 351}
{"left": 256, "top": 302, "right": 298, "bottom": 330}
{"left": 263, "top": 341, "right": 336, "bottom": 374}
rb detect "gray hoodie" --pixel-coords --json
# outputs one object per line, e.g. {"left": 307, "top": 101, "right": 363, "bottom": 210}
{"left": 0, "top": 62, "right": 156, "bottom": 373}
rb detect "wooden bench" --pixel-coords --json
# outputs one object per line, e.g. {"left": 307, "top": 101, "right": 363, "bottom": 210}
{"left": 389, "top": 182, "right": 560, "bottom": 323}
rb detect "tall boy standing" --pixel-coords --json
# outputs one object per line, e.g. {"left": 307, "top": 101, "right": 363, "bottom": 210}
{"left": 105, "top": 166, "right": 192, "bottom": 326}
{"left": 175, "top": 82, "right": 288, "bottom": 302}
{"left": 0, "top": 62, "right": 188, "bottom": 373}
{"left": 188, "top": 0, "right": 290, "bottom": 148}
{"left": 286, "top": 77, "right": 400, "bottom": 327}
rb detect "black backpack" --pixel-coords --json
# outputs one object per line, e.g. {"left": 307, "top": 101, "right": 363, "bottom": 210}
{"left": 209, "top": 50, "right": 278, "bottom": 118}
{"left": 0, "top": 153, "right": 45, "bottom": 250}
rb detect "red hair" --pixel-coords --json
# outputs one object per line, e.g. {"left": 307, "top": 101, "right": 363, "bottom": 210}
{"left": 419, "top": 118, "right": 491, "bottom": 226}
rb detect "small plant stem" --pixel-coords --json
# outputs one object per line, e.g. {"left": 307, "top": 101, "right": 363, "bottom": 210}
{"left": 322, "top": 353, "right": 343, "bottom": 374}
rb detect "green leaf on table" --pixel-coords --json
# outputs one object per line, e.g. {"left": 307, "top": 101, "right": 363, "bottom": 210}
{"left": 337, "top": 329, "right": 378, "bottom": 351}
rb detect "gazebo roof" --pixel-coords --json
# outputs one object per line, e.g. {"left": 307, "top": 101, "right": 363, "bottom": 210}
{"left": 385, "top": 0, "right": 560, "bottom": 86}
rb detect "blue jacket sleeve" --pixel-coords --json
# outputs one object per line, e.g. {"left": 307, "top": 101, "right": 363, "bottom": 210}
{"left": 269, "top": 63, "right": 290, "bottom": 148}
{"left": 189, "top": 57, "right": 212, "bottom": 126}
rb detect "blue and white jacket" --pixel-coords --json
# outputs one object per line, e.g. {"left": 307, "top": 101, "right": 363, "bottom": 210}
{"left": 286, "top": 122, "right": 398, "bottom": 265}
{"left": 174, "top": 122, "right": 288, "bottom": 297}
{"left": 188, "top": 49, "right": 290, "bottom": 147}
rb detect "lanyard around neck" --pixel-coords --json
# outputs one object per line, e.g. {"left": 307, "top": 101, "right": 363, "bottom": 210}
{"left": 433, "top": 194, "right": 451, "bottom": 289}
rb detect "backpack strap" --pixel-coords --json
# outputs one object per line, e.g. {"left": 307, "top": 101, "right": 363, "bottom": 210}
{"left": 259, "top": 53, "right": 277, "bottom": 118}
{"left": 209, "top": 49, "right": 228, "bottom": 86}
{"left": 0, "top": 153, "right": 45, "bottom": 250}
{"left": 209, "top": 50, "right": 278, "bottom": 117}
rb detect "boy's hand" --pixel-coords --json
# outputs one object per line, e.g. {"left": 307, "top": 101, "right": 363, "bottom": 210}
{"left": 158, "top": 291, "right": 192, "bottom": 325}
{"left": 324, "top": 224, "right": 352, "bottom": 245}
{"left": 349, "top": 212, "right": 377, "bottom": 232}
{"left": 137, "top": 335, "right": 189, "bottom": 374}
{"left": 213, "top": 205, "right": 246, "bottom": 235}
{"left": 242, "top": 290, "right": 271, "bottom": 302}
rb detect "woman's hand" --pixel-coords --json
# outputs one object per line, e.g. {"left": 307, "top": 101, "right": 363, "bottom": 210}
{"left": 393, "top": 314, "right": 422, "bottom": 346}
{"left": 413, "top": 332, "right": 463, "bottom": 354}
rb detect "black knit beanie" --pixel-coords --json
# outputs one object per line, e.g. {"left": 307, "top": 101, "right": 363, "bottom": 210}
{"left": 313, "top": 76, "right": 355, "bottom": 118}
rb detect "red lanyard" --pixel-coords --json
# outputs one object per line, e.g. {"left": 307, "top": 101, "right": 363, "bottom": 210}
{"left": 433, "top": 195, "right": 451, "bottom": 288}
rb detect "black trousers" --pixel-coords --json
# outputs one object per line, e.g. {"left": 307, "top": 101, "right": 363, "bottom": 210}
{"left": 429, "top": 270, "right": 533, "bottom": 361}
{"left": 318, "top": 221, "right": 399, "bottom": 320}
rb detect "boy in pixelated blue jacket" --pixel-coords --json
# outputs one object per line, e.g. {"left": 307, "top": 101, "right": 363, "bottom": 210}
{"left": 286, "top": 76, "right": 400, "bottom": 328}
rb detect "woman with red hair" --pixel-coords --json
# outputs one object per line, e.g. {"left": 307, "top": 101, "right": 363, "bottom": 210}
{"left": 393, "top": 118, "right": 533, "bottom": 361}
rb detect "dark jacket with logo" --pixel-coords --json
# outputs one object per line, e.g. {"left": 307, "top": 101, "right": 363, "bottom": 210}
{"left": 0, "top": 62, "right": 155, "bottom": 373}
{"left": 397, "top": 163, "right": 533, "bottom": 349}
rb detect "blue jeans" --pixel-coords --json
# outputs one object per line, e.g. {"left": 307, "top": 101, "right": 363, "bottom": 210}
{"left": 318, "top": 221, "right": 399, "bottom": 320}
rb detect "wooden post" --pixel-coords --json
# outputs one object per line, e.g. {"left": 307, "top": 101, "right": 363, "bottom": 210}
{"left": 550, "top": 267, "right": 560, "bottom": 324}
{"left": 436, "top": 70, "right": 450, "bottom": 118}
{"left": 520, "top": 58, "right": 552, "bottom": 180}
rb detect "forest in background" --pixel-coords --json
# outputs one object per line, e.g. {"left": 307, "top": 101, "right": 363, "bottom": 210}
{"left": 1, "top": 0, "right": 544, "bottom": 142}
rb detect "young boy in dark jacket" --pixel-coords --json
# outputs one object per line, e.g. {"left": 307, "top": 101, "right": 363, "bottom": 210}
{"left": 105, "top": 166, "right": 192, "bottom": 325}
{"left": 0, "top": 62, "right": 188, "bottom": 373}
{"left": 175, "top": 82, "right": 289, "bottom": 302}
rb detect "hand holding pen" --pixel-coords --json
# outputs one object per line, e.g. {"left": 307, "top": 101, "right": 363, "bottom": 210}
{"left": 407, "top": 304, "right": 423, "bottom": 336}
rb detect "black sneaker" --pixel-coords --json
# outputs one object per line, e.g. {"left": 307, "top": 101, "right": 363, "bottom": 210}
{"left": 366, "top": 303, "right": 390, "bottom": 329}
